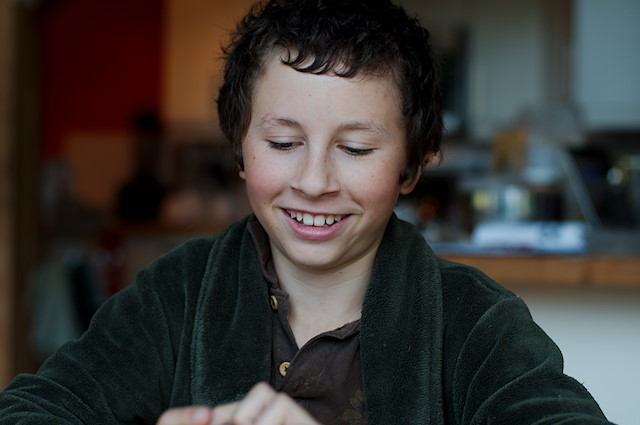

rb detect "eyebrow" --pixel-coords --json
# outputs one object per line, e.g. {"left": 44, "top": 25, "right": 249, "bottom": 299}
{"left": 258, "top": 116, "right": 301, "bottom": 130}
{"left": 338, "top": 120, "right": 388, "bottom": 136}
{"left": 258, "top": 115, "right": 388, "bottom": 136}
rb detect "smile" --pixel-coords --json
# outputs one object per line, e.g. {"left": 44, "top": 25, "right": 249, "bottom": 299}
{"left": 285, "top": 209, "right": 344, "bottom": 227}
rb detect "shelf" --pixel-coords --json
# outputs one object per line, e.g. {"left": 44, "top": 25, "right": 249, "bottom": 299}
{"left": 439, "top": 254, "right": 640, "bottom": 288}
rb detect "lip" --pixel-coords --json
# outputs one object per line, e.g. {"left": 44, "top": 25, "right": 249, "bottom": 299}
{"left": 281, "top": 208, "right": 349, "bottom": 240}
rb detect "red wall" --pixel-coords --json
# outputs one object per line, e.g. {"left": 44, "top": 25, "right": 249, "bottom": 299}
{"left": 41, "top": 0, "right": 164, "bottom": 156}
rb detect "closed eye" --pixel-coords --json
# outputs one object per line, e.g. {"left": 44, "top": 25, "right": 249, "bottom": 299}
{"left": 342, "top": 146, "right": 374, "bottom": 156}
{"left": 267, "top": 140, "right": 299, "bottom": 151}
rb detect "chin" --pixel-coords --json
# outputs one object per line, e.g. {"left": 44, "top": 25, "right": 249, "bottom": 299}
{"left": 286, "top": 250, "right": 342, "bottom": 271}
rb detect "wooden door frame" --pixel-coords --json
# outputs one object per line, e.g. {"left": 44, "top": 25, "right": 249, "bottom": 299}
{"left": 0, "top": 0, "right": 42, "bottom": 388}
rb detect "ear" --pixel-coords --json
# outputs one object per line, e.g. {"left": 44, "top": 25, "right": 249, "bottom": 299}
{"left": 239, "top": 169, "right": 246, "bottom": 180}
{"left": 399, "top": 166, "right": 422, "bottom": 195}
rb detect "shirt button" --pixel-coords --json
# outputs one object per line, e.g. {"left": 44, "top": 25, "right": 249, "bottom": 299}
{"left": 269, "top": 295, "right": 278, "bottom": 311}
{"left": 279, "top": 361, "right": 290, "bottom": 377}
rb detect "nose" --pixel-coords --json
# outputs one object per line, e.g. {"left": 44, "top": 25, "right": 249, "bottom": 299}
{"left": 291, "top": 145, "right": 340, "bottom": 198}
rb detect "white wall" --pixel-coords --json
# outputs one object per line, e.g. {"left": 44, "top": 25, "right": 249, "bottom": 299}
{"left": 405, "top": 0, "right": 640, "bottom": 136}
{"left": 402, "top": 0, "right": 546, "bottom": 140}
{"left": 573, "top": 0, "right": 640, "bottom": 129}
{"left": 517, "top": 286, "right": 640, "bottom": 425}
{"left": 466, "top": 0, "right": 545, "bottom": 140}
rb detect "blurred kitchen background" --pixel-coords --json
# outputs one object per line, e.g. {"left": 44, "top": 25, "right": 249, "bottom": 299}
{"left": 1, "top": 0, "right": 639, "bottom": 423}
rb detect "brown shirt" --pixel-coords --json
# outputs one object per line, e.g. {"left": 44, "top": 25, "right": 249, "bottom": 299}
{"left": 248, "top": 222, "right": 367, "bottom": 425}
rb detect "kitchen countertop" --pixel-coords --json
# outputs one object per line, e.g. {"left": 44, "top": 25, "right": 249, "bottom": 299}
{"left": 439, "top": 253, "right": 640, "bottom": 288}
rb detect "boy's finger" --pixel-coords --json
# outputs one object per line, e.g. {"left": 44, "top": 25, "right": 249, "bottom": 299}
{"left": 209, "top": 400, "right": 240, "bottom": 424}
{"left": 229, "top": 382, "right": 275, "bottom": 423}
{"left": 156, "top": 406, "right": 213, "bottom": 425}
{"left": 254, "top": 393, "right": 322, "bottom": 425}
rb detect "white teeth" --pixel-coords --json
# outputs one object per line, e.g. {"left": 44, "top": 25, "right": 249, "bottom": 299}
{"left": 303, "top": 213, "right": 314, "bottom": 226}
{"left": 286, "top": 210, "right": 343, "bottom": 227}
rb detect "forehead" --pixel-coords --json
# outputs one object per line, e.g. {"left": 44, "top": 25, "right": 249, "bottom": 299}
{"left": 251, "top": 54, "right": 403, "bottom": 125}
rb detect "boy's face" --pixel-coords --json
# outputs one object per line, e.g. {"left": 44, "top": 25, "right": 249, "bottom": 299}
{"left": 240, "top": 56, "right": 417, "bottom": 274}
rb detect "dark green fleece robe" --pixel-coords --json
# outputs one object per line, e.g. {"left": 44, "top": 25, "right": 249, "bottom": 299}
{"left": 0, "top": 215, "right": 612, "bottom": 424}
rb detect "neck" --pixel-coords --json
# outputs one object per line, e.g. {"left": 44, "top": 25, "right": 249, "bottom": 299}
{"left": 272, "top": 249, "right": 375, "bottom": 347}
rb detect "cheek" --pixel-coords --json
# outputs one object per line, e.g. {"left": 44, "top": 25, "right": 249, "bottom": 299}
{"left": 244, "top": 167, "right": 269, "bottom": 198}
{"left": 243, "top": 158, "right": 283, "bottom": 203}
{"left": 350, "top": 163, "right": 402, "bottom": 205}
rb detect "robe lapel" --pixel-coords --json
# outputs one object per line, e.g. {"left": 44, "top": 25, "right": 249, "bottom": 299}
{"left": 360, "top": 215, "right": 445, "bottom": 425}
{"left": 190, "top": 217, "right": 272, "bottom": 406}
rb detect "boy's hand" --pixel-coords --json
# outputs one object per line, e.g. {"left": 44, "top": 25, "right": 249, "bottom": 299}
{"left": 156, "top": 382, "right": 322, "bottom": 425}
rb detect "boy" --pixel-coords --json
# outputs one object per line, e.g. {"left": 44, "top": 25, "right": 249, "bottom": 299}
{"left": 0, "top": 0, "right": 612, "bottom": 424}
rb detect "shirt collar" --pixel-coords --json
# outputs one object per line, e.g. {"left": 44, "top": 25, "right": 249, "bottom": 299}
{"left": 247, "top": 220, "right": 280, "bottom": 289}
